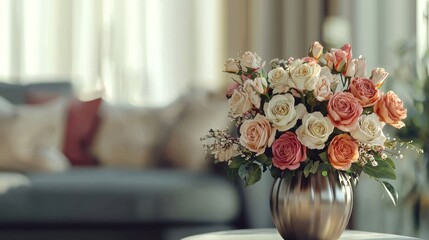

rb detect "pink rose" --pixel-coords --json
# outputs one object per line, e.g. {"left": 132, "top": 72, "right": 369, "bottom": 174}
{"left": 341, "top": 43, "right": 353, "bottom": 61}
{"left": 374, "top": 91, "right": 407, "bottom": 129}
{"left": 239, "top": 114, "right": 276, "bottom": 155}
{"left": 226, "top": 82, "right": 240, "bottom": 98}
{"left": 348, "top": 78, "right": 380, "bottom": 107}
{"left": 327, "top": 92, "right": 363, "bottom": 132}
{"left": 272, "top": 132, "right": 307, "bottom": 170}
{"left": 323, "top": 49, "right": 349, "bottom": 73}
{"left": 328, "top": 134, "right": 359, "bottom": 171}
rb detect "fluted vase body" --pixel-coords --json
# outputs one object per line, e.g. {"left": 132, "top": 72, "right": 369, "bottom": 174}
{"left": 270, "top": 171, "right": 353, "bottom": 240}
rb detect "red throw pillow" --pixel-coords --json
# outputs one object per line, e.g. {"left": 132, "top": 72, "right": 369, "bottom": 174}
{"left": 63, "top": 98, "right": 102, "bottom": 166}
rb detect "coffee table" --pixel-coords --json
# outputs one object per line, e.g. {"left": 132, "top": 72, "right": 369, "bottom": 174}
{"left": 181, "top": 228, "right": 422, "bottom": 240}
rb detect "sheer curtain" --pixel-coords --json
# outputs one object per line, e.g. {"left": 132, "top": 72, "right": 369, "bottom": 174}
{"left": 0, "top": 0, "right": 225, "bottom": 106}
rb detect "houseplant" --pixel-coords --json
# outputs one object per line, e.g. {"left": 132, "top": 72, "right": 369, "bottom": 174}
{"left": 202, "top": 41, "right": 420, "bottom": 239}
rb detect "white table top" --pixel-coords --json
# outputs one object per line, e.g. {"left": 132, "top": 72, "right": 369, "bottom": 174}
{"left": 182, "top": 228, "right": 422, "bottom": 240}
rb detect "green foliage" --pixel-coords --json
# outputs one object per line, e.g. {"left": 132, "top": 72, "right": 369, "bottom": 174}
{"left": 377, "top": 180, "right": 399, "bottom": 206}
{"left": 363, "top": 158, "right": 396, "bottom": 180}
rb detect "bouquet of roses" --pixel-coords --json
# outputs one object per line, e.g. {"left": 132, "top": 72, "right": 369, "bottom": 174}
{"left": 202, "top": 41, "right": 421, "bottom": 205}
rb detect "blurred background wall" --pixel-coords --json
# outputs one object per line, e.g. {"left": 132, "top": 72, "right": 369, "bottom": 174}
{"left": 0, "top": 0, "right": 428, "bottom": 238}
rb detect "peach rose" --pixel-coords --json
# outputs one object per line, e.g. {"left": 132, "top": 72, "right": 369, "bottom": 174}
{"left": 374, "top": 91, "right": 407, "bottom": 129}
{"left": 239, "top": 114, "right": 276, "bottom": 155}
{"left": 327, "top": 92, "right": 363, "bottom": 132}
{"left": 272, "top": 132, "right": 307, "bottom": 170}
{"left": 328, "top": 134, "right": 359, "bottom": 171}
{"left": 348, "top": 78, "right": 380, "bottom": 107}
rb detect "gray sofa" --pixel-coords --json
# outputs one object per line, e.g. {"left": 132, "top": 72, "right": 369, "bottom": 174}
{"left": 0, "top": 82, "right": 246, "bottom": 240}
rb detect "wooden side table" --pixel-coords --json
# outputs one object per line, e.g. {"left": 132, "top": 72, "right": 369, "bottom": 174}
{"left": 182, "top": 228, "right": 423, "bottom": 240}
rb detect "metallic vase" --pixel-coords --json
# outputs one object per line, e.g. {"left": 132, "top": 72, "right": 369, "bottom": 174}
{"left": 270, "top": 171, "right": 353, "bottom": 240}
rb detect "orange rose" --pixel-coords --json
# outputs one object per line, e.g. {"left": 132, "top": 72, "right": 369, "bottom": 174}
{"left": 348, "top": 78, "right": 380, "bottom": 107}
{"left": 239, "top": 114, "right": 276, "bottom": 155}
{"left": 374, "top": 91, "right": 407, "bottom": 129}
{"left": 327, "top": 92, "right": 363, "bottom": 132}
{"left": 328, "top": 134, "right": 359, "bottom": 171}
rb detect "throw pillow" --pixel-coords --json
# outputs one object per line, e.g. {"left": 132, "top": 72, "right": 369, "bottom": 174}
{"left": 163, "top": 93, "right": 231, "bottom": 170}
{"left": 0, "top": 97, "right": 70, "bottom": 172}
{"left": 90, "top": 100, "right": 185, "bottom": 168}
{"left": 63, "top": 98, "right": 102, "bottom": 166}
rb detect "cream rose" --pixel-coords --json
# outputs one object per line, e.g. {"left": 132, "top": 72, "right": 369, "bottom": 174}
{"left": 350, "top": 113, "right": 386, "bottom": 146}
{"left": 251, "top": 77, "right": 268, "bottom": 94}
{"left": 264, "top": 94, "right": 306, "bottom": 132}
{"left": 308, "top": 41, "right": 324, "bottom": 60}
{"left": 314, "top": 67, "right": 334, "bottom": 101}
{"left": 289, "top": 59, "right": 321, "bottom": 91}
{"left": 239, "top": 114, "right": 276, "bottom": 155}
{"left": 240, "top": 51, "right": 262, "bottom": 72}
{"left": 370, "top": 68, "right": 388, "bottom": 88}
{"left": 228, "top": 89, "right": 253, "bottom": 118}
{"left": 328, "top": 134, "right": 359, "bottom": 171}
{"left": 296, "top": 112, "right": 334, "bottom": 150}
{"left": 224, "top": 58, "right": 239, "bottom": 73}
{"left": 327, "top": 92, "right": 363, "bottom": 132}
{"left": 243, "top": 81, "right": 261, "bottom": 108}
{"left": 268, "top": 67, "right": 290, "bottom": 94}
{"left": 374, "top": 91, "right": 407, "bottom": 129}
{"left": 353, "top": 55, "right": 367, "bottom": 78}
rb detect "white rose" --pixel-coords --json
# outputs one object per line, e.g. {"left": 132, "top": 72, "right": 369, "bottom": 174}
{"left": 240, "top": 51, "right": 261, "bottom": 72}
{"left": 251, "top": 77, "right": 268, "bottom": 94}
{"left": 243, "top": 81, "right": 261, "bottom": 108}
{"left": 353, "top": 55, "right": 367, "bottom": 78}
{"left": 296, "top": 112, "right": 334, "bottom": 150}
{"left": 263, "top": 94, "right": 306, "bottom": 131}
{"left": 370, "top": 67, "right": 388, "bottom": 88}
{"left": 228, "top": 88, "right": 254, "bottom": 118}
{"left": 314, "top": 68, "right": 333, "bottom": 101}
{"left": 268, "top": 67, "right": 290, "bottom": 94}
{"left": 224, "top": 58, "right": 239, "bottom": 73}
{"left": 350, "top": 113, "right": 386, "bottom": 145}
{"left": 289, "top": 59, "right": 321, "bottom": 91}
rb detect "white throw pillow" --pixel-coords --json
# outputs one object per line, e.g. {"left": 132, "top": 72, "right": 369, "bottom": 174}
{"left": 163, "top": 94, "right": 231, "bottom": 170}
{"left": 91, "top": 101, "right": 184, "bottom": 168}
{"left": 0, "top": 97, "right": 69, "bottom": 172}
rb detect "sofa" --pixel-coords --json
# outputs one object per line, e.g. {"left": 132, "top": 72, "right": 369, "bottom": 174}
{"left": 0, "top": 82, "right": 250, "bottom": 240}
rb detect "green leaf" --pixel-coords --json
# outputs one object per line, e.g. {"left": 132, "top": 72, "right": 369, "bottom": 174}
{"left": 363, "top": 158, "right": 396, "bottom": 180}
{"left": 303, "top": 162, "right": 313, "bottom": 177}
{"left": 227, "top": 168, "right": 237, "bottom": 181}
{"left": 378, "top": 180, "right": 399, "bottom": 206}
{"left": 384, "top": 157, "right": 396, "bottom": 170}
{"left": 309, "top": 161, "right": 320, "bottom": 174}
{"left": 229, "top": 157, "right": 246, "bottom": 169}
{"left": 318, "top": 151, "right": 329, "bottom": 163}
{"left": 238, "top": 164, "right": 248, "bottom": 179}
{"left": 270, "top": 166, "right": 282, "bottom": 179}
{"left": 245, "top": 163, "right": 262, "bottom": 186}
{"left": 254, "top": 154, "right": 272, "bottom": 165}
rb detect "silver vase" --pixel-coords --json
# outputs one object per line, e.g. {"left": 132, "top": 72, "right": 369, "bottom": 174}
{"left": 270, "top": 171, "right": 353, "bottom": 240}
